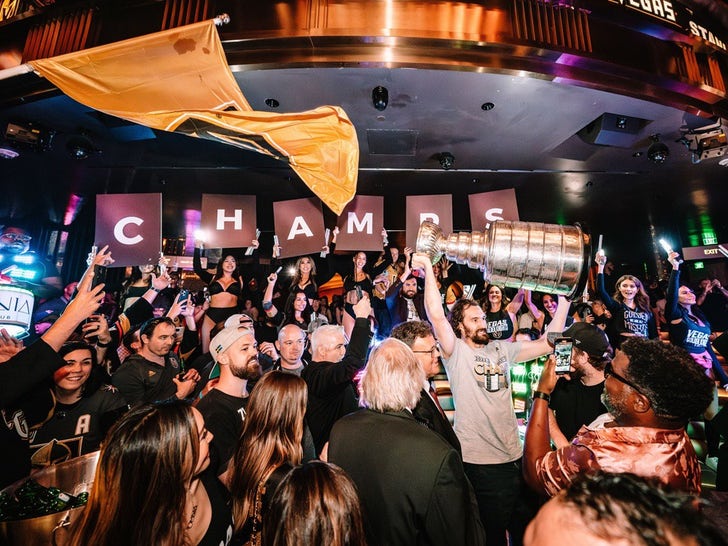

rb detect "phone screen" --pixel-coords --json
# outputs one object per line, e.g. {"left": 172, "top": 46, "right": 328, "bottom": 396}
{"left": 554, "top": 337, "right": 573, "bottom": 374}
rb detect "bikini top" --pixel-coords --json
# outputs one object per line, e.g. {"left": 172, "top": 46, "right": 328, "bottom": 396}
{"left": 208, "top": 279, "right": 242, "bottom": 297}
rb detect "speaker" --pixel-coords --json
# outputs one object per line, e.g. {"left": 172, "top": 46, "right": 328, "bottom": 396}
{"left": 577, "top": 113, "right": 649, "bottom": 148}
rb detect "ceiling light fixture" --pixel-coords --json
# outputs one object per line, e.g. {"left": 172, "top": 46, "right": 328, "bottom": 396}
{"left": 265, "top": 98, "right": 279, "bottom": 108}
{"left": 647, "top": 134, "right": 669, "bottom": 164}
{"left": 438, "top": 152, "right": 455, "bottom": 170}
{"left": 481, "top": 102, "right": 495, "bottom": 111}
{"left": 372, "top": 86, "right": 388, "bottom": 111}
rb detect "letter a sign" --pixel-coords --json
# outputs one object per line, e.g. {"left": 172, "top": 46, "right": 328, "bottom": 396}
{"left": 95, "top": 193, "right": 162, "bottom": 267}
{"left": 273, "top": 198, "right": 326, "bottom": 258}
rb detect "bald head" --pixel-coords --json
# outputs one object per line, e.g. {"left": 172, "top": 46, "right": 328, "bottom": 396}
{"left": 276, "top": 324, "right": 307, "bottom": 368}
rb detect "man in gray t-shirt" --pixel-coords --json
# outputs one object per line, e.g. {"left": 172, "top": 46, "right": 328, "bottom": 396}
{"left": 412, "top": 253, "right": 569, "bottom": 546}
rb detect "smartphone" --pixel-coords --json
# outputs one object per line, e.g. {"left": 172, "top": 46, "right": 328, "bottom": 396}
{"left": 554, "top": 337, "right": 573, "bottom": 374}
{"left": 177, "top": 289, "right": 190, "bottom": 304}
{"left": 355, "top": 285, "right": 363, "bottom": 301}
{"left": 91, "top": 265, "right": 107, "bottom": 289}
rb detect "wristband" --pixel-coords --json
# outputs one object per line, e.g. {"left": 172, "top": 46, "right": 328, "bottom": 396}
{"left": 150, "top": 286, "right": 162, "bottom": 292}
{"left": 532, "top": 390, "right": 551, "bottom": 403}
{"left": 96, "top": 340, "right": 112, "bottom": 347}
{"left": 262, "top": 301, "right": 273, "bottom": 311}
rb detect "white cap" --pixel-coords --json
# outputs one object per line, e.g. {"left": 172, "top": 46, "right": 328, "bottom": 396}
{"left": 209, "top": 325, "right": 254, "bottom": 362}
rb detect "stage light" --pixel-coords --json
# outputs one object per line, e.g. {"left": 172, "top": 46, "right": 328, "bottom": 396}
{"left": 647, "top": 134, "right": 669, "bottom": 164}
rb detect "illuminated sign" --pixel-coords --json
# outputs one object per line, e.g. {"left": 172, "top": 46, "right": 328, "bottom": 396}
{"left": 681, "top": 244, "right": 728, "bottom": 261}
{"left": 0, "top": 0, "right": 22, "bottom": 23}
{"left": 617, "top": 0, "right": 677, "bottom": 24}
{"left": 607, "top": 0, "right": 727, "bottom": 52}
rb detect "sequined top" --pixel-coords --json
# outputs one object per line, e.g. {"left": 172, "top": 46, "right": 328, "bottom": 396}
{"left": 536, "top": 414, "right": 701, "bottom": 496}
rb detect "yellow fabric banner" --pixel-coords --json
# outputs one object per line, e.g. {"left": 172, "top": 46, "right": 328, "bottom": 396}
{"left": 29, "top": 20, "right": 358, "bottom": 215}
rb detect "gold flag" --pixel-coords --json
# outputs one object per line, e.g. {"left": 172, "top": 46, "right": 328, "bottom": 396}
{"left": 29, "top": 20, "right": 358, "bottom": 215}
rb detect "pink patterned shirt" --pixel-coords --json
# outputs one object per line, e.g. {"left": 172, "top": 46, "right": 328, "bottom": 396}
{"left": 536, "top": 414, "right": 701, "bottom": 496}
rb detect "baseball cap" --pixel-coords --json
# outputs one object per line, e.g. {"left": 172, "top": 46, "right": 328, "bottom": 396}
{"left": 223, "top": 313, "right": 255, "bottom": 329}
{"left": 562, "top": 322, "right": 610, "bottom": 358}
{"left": 209, "top": 325, "right": 255, "bottom": 362}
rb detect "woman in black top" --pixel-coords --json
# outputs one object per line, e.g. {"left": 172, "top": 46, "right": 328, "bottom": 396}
{"left": 227, "top": 372, "right": 307, "bottom": 546}
{"left": 31, "top": 341, "right": 128, "bottom": 462}
{"left": 68, "top": 401, "right": 233, "bottom": 546}
{"left": 194, "top": 248, "right": 243, "bottom": 353}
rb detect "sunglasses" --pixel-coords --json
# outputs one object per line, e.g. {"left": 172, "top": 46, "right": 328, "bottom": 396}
{"left": 604, "top": 362, "right": 645, "bottom": 395}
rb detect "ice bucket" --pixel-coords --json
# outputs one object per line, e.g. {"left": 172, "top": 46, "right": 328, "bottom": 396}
{"left": 0, "top": 451, "right": 99, "bottom": 546}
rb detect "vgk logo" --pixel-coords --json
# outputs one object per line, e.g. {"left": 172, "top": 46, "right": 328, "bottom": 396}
{"left": 0, "top": 0, "right": 21, "bottom": 23}
{"left": 173, "top": 116, "right": 292, "bottom": 164}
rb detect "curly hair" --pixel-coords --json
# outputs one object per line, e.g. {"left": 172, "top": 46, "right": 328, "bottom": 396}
{"left": 390, "top": 320, "right": 434, "bottom": 347}
{"left": 556, "top": 472, "right": 726, "bottom": 546}
{"left": 447, "top": 298, "right": 482, "bottom": 339}
{"left": 620, "top": 338, "right": 714, "bottom": 423}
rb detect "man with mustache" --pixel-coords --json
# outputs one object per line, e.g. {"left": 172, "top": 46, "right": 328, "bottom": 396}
{"left": 524, "top": 338, "right": 715, "bottom": 497}
{"left": 413, "top": 253, "right": 570, "bottom": 546}
{"left": 196, "top": 325, "right": 262, "bottom": 475}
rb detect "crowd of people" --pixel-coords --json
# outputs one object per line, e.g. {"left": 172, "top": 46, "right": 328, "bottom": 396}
{"left": 1, "top": 230, "right": 727, "bottom": 546}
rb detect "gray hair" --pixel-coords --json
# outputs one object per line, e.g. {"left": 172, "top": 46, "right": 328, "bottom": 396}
{"left": 310, "top": 324, "right": 345, "bottom": 357}
{"left": 359, "top": 338, "right": 425, "bottom": 412}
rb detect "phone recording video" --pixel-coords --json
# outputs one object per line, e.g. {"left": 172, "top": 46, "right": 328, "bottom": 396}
{"left": 553, "top": 337, "right": 574, "bottom": 375}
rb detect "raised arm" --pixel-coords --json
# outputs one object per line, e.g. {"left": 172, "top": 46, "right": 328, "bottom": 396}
{"left": 262, "top": 271, "right": 280, "bottom": 318}
{"left": 411, "top": 253, "right": 457, "bottom": 358}
{"left": 516, "top": 295, "right": 569, "bottom": 362}
{"left": 665, "top": 252, "right": 682, "bottom": 323}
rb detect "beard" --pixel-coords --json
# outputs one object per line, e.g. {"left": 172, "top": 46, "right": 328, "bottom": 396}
{"left": 463, "top": 324, "right": 489, "bottom": 344}
{"left": 231, "top": 357, "right": 262, "bottom": 380}
{"left": 601, "top": 388, "right": 629, "bottom": 422}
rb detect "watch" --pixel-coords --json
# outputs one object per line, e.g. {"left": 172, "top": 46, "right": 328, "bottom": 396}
{"left": 532, "top": 390, "right": 551, "bottom": 402}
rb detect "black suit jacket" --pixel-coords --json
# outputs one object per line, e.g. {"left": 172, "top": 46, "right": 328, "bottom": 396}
{"left": 413, "top": 388, "right": 461, "bottom": 455}
{"left": 301, "top": 317, "right": 372, "bottom": 454}
{"left": 329, "top": 409, "right": 485, "bottom": 546}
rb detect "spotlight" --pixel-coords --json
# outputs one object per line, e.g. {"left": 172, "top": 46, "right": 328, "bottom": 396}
{"left": 66, "top": 132, "right": 100, "bottom": 160}
{"left": 372, "top": 86, "right": 388, "bottom": 111}
{"left": 438, "top": 152, "right": 455, "bottom": 170}
{"left": 647, "top": 134, "right": 669, "bottom": 164}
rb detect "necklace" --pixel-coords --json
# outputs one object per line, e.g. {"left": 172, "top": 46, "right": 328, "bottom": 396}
{"left": 186, "top": 503, "right": 198, "bottom": 530}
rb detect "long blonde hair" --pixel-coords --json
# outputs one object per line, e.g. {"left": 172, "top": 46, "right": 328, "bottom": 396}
{"left": 228, "top": 372, "right": 307, "bottom": 532}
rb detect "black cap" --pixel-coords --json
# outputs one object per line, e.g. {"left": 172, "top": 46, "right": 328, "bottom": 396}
{"left": 562, "top": 322, "right": 610, "bottom": 358}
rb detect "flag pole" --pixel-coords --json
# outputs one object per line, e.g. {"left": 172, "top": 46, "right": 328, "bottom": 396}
{"left": 0, "top": 14, "right": 230, "bottom": 82}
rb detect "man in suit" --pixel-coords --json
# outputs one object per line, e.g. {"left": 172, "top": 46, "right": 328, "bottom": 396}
{"left": 328, "top": 338, "right": 484, "bottom": 546}
{"left": 391, "top": 320, "right": 461, "bottom": 454}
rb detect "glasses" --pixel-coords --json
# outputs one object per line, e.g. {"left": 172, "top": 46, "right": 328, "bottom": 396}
{"left": 413, "top": 343, "right": 441, "bottom": 356}
{"left": 1, "top": 233, "right": 31, "bottom": 243}
{"left": 604, "top": 362, "right": 645, "bottom": 395}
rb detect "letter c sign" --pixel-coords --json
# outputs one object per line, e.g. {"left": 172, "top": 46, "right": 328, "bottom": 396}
{"left": 114, "top": 217, "right": 144, "bottom": 245}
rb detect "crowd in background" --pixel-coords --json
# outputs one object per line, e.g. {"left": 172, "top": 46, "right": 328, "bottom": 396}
{"left": 1, "top": 223, "right": 727, "bottom": 546}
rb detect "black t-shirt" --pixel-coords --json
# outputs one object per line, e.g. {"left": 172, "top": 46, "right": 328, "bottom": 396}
{"left": 549, "top": 378, "right": 606, "bottom": 442}
{"left": 112, "top": 353, "right": 181, "bottom": 405}
{"left": 195, "top": 389, "right": 249, "bottom": 475}
{"left": 30, "top": 385, "right": 128, "bottom": 463}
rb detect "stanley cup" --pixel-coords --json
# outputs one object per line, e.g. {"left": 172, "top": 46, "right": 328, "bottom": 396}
{"left": 415, "top": 220, "right": 591, "bottom": 299}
